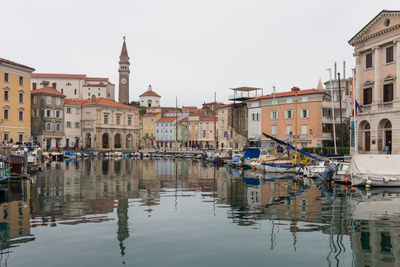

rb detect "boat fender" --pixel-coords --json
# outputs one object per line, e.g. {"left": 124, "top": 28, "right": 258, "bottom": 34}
{"left": 366, "top": 179, "right": 372, "bottom": 185}
{"left": 383, "top": 177, "right": 390, "bottom": 183}
{"left": 344, "top": 177, "right": 349, "bottom": 184}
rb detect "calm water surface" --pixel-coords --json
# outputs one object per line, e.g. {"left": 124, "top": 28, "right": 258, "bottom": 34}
{"left": 1, "top": 159, "right": 399, "bottom": 266}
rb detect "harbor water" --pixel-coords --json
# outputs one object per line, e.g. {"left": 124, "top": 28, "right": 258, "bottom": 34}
{"left": 0, "top": 158, "right": 399, "bottom": 266}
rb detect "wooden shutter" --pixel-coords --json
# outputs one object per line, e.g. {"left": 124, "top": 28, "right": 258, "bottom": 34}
{"left": 366, "top": 53, "right": 372, "bottom": 68}
{"left": 386, "top": 46, "right": 394, "bottom": 63}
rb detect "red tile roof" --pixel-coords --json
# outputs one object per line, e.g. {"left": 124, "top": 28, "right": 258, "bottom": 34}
{"left": 64, "top": 99, "right": 88, "bottom": 106}
{"left": 82, "top": 98, "right": 137, "bottom": 109}
{"left": 246, "top": 89, "right": 325, "bottom": 102}
{"left": 86, "top": 77, "right": 109, "bottom": 82}
{"left": 139, "top": 90, "right": 161, "bottom": 97}
{"left": 216, "top": 103, "right": 234, "bottom": 109}
{"left": 200, "top": 117, "right": 217, "bottom": 122}
{"left": 32, "top": 73, "right": 87, "bottom": 79}
{"left": 0, "top": 57, "right": 35, "bottom": 71}
{"left": 83, "top": 84, "right": 106, "bottom": 87}
{"left": 31, "top": 87, "right": 65, "bottom": 96}
{"left": 142, "top": 112, "right": 160, "bottom": 117}
{"left": 181, "top": 117, "right": 189, "bottom": 122}
{"left": 64, "top": 97, "right": 137, "bottom": 109}
{"left": 157, "top": 116, "right": 177, "bottom": 123}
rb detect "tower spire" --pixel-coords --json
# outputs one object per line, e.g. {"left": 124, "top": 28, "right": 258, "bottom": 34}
{"left": 118, "top": 37, "right": 131, "bottom": 104}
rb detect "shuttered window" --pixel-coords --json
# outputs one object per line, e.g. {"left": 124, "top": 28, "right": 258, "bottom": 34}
{"left": 363, "top": 88, "right": 372, "bottom": 105}
{"left": 383, "top": 83, "right": 394, "bottom": 102}
{"left": 366, "top": 53, "right": 372, "bottom": 69}
{"left": 386, "top": 46, "right": 394, "bottom": 63}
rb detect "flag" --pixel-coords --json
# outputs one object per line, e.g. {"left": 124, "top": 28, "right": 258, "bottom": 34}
{"left": 352, "top": 100, "right": 362, "bottom": 116}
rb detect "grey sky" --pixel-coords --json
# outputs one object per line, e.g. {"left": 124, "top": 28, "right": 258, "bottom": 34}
{"left": 2, "top": 0, "right": 399, "bottom": 107}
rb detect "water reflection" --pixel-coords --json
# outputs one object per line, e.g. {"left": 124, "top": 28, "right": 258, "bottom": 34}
{"left": 3, "top": 159, "right": 400, "bottom": 266}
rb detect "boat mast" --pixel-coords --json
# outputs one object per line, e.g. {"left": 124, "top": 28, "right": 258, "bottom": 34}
{"left": 294, "top": 89, "right": 298, "bottom": 165}
{"left": 352, "top": 68, "right": 357, "bottom": 154}
{"left": 273, "top": 86, "right": 277, "bottom": 151}
{"left": 327, "top": 68, "right": 338, "bottom": 155}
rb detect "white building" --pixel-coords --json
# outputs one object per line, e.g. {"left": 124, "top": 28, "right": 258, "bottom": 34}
{"left": 139, "top": 85, "right": 161, "bottom": 107}
{"left": 63, "top": 99, "right": 83, "bottom": 149}
{"left": 247, "top": 100, "right": 262, "bottom": 140}
{"left": 31, "top": 73, "right": 115, "bottom": 101}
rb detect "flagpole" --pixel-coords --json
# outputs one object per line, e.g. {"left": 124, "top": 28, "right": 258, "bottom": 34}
{"left": 327, "top": 68, "right": 337, "bottom": 154}
{"left": 353, "top": 68, "right": 357, "bottom": 154}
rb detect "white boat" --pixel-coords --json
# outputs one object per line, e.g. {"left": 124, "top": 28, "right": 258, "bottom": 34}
{"left": 347, "top": 154, "right": 400, "bottom": 187}
{"left": 304, "top": 160, "right": 350, "bottom": 178}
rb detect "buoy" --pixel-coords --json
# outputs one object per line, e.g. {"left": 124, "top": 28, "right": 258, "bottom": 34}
{"left": 365, "top": 184, "right": 371, "bottom": 189}
{"left": 350, "top": 187, "right": 356, "bottom": 192}
{"left": 252, "top": 166, "right": 256, "bottom": 172}
{"left": 344, "top": 177, "right": 349, "bottom": 184}
{"left": 331, "top": 181, "right": 335, "bottom": 185}
{"left": 344, "top": 185, "right": 349, "bottom": 190}
{"left": 240, "top": 168, "right": 243, "bottom": 172}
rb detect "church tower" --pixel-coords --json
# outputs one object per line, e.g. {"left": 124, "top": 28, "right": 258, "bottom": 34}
{"left": 118, "top": 36, "right": 130, "bottom": 104}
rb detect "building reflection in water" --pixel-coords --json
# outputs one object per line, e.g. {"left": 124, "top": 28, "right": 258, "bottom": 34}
{"left": 24, "top": 159, "right": 400, "bottom": 266}
{"left": 0, "top": 179, "right": 34, "bottom": 265}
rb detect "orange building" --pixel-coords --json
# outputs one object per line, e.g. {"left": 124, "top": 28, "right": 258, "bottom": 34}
{"left": 247, "top": 87, "right": 325, "bottom": 148}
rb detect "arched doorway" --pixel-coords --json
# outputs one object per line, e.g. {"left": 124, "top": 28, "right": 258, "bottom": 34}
{"left": 114, "top": 133, "right": 121, "bottom": 149}
{"left": 126, "top": 134, "right": 132, "bottom": 149}
{"left": 359, "top": 121, "right": 370, "bottom": 152}
{"left": 378, "top": 119, "right": 392, "bottom": 154}
{"left": 102, "top": 133, "right": 109, "bottom": 149}
{"left": 85, "top": 133, "right": 92, "bottom": 148}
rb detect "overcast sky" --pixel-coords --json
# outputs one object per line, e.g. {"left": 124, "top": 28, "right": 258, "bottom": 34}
{"left": 2, "top": 0, "right": 399, "bottom": 107}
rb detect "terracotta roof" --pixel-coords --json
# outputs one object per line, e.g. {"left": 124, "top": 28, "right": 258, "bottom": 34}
{"left": 0, "top": 57, "right": 35, "bottom": 71}
{"left": 246, "top": 89, "right": 325, "bottom": 102}
{"left": 31, "top": 87, "right": 65, "bottom": 97}
{"left": 142, "top": 112, "right": 160, "bottom": 117}
{"left": 216, "top": 103, "right": 234, "bottom": 109}
{"left": 157, "top": 116, "right": 177, "bottom": 123}
{"left": 175, "top": 122, "right": 184, "bottom": 126}
{"left": 86, "top": 77, "right": 108, "bottom": 82}
{"left": 165, "top": 110, "right": 178, "bottom": 113}
{"left": 83, "top": 84, "right": 106, "bottom": 87}
{"left": 64, "top": 99, "right": 88, "bottom": 106}
{"left": 181, "top": 117, "right": 189, "bottom": 122}
{"left": 139, "top": 90, "right": 161, "bottom": 97}
{"left": 82, "top": 98, "right": 137, "bottom": 109}
{"left": 32, "top": 73, "right": 86, "bottom": 79}
{"left": 200, "top": 117, "right": 217, "bottom": 122}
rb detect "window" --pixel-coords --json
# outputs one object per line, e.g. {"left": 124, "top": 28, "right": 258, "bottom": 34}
{"left": 75, "top": 108, "right": 80, "bottom": 115}
{"left": 272, "top": 125, "right": 277, "bottom": 135}
{"left": 4, "top": 133, "right": 8, "bottom": 141}
{"left": 56, "top": 110, "right": 61, "bottom": 118}
{"left": 66, "top": 121, "right": 71, "bottom": 128}
{"left": 46, "top": 110, "right": 51, "bottom": 117}
{"left": 18, "top": 110, "right": 23, "bottom": 121}
{"left": 116, "top": 115, "right": 121, "bottom": 125}
{"left": 301, "top": 125, "right": 308, "bottom": 135}
{"left": 286, "top": 125, "right": 292, "bottom": 135}
{"left": 3, "top": 109, "right": 9, "bottom": 120}
{"left": 363, "top": 87, "right": 372, "bottom": 105}
{"left": 18, "top": 133, "right": 23, "bottom": 142}
{"left": 4, "top": 90, "right": 9, "bottom": 101}
{"left": 4, "top": 73, "right": 8, "bottom": 82}
{"left": 56, "top": 123, "right": 61, "bottom": 131}
{"left": 34, "top": 110, "right": 38, "bottom": 117}
{"left": 56, "top": 98, "right": 61, "bottom": 105}
{"left": 386, "top": 46, "right": 394, "bottom": 64}
{"left": 88, "top": 93, "right": 90, "bottom": 96}
{"left": 66, "top": 82, "right": 71, "bottom": 86}
{"left": 300, "top": 109, "right": 309, "bottom": 119}
{"left": 256, "top": 113, "right": 259, "bottom": 121}
{"left": 19, "top": 76, "right": 23, "bottom": 85}
{"left": 383, "top": 83, "right": 394, "bottom": 102}
{"left": 61, "top": 89, "right": 64, "bottom": 94}
{"left": 252, "top": 113, "right": 256, "bottom": 121}
{"left": 104, "top": 114, "right": 109, "bottom": 124}
{"left": 46, "top": 123, "right": 52, "bottom": 131}
{"left": 128, "top": 116, "right": 132, "bottom": 126}
{"left": 366, "top": 53, "right": 372, "bottom": 69}
{"left": 33, "top": 96, "right": 37, "bottom": 104}
{"left": 271, "top": 111, "right": 278, "bottom": 120}
{"left": 75, "top": 122, "right": 80, "bottom": 128}
{"left": 46, "top": 96, "right": 52, "bottom": 104}
{"left": 285, "top": 110, "right": 293, "bottom": 119}
{"left": 19, "top": 92, "right": 23, "bottom": 103}
{"left": 67, "top": 107, "right": 71, "bottom": 114}
{"left": 74, "top": 89, "right": 77, "bottom": 95}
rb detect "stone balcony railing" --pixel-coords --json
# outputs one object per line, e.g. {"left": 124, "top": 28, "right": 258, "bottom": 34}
{"left": 378, "top": 101, "right": 393, "bottom": 109}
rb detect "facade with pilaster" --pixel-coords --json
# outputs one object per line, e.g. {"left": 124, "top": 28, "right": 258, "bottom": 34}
{"left": 349, "top": 10, "right": 400, "bottom": 154}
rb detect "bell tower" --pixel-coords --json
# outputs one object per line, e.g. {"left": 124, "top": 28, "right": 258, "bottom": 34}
{"left": 118, "top": 36, "right": 130, "bottom": 104}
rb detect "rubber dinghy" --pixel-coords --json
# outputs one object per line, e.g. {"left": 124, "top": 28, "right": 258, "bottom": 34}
{"left": 347, "top": 154, "right": 400, "bottom": 187}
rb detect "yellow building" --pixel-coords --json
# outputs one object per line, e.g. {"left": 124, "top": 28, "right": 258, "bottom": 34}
{"left": 0, "top": 58, "right": 35, "bottom": 143}
{"left": 142, "top": 112, "right": 161, "bottom": 147}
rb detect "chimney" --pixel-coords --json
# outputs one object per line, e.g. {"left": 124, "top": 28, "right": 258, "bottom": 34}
{"left": 334, "top": 62, "right": 337, "bottom": 78}
{"left": 32, "top": 82, "right": 37, "bottom": 90}
{"left": 343, "top": 61, "right": 346, "bottom": 79}
{"left": 52, "top": 82, "right": 57, "bottom": 89}
{"left": 291, "top": 86, "right": 300, "bottom": 92}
